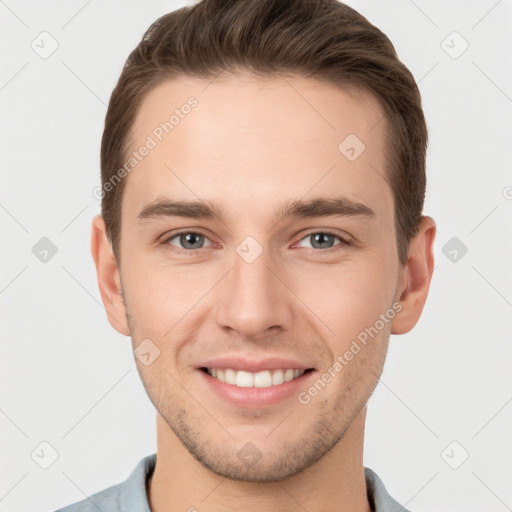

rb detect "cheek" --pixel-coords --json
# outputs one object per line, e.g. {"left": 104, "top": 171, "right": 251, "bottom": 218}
{"left": 121, "top": 257, "right": 215, "bottom": 334}
{"left": 291, "top": 256, "right": 395, "bottom": 343}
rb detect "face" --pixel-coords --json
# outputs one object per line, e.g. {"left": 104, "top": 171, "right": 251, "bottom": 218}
{"left": 102, "top": 73, "right": 409, "bottom": 481}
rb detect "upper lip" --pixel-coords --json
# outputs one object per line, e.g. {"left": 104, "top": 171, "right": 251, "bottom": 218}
{"left": 198, "top": 356, "right": 315, "bottom": 373}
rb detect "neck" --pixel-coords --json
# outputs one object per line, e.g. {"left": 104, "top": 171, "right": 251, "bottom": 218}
{"left": 148, "top": 407, "right": 372, "bottom": 512}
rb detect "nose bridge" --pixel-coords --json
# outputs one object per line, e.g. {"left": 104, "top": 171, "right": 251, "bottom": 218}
{"left": 216, "top": 238, "right": 292, "bottom": 338}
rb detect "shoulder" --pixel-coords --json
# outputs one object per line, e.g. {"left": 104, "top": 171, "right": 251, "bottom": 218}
{"left": 364, "top": 466, "right": 413, "bottom": 512}
{"left": 52, "top": 481, "right": 123, "bottom": 512}
{"left": 51, "top": 453, "right": 157, "bottom": 512}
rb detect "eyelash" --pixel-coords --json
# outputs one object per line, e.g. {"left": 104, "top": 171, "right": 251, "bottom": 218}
{"left": 161, "top": 230, "right": 352, "bottom": 256}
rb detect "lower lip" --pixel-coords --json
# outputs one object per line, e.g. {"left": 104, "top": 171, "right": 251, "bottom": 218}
{"left": 197, "top": 369, "right": 316, "bottom": 408}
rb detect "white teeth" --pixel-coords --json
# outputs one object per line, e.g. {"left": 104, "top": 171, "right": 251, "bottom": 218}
{"left": 272, "top": 369, "right": 284, "bottom": 385}
{"left": 253, "top": 370, "right": 272, "bottom": 388}
{"left": 206, "top": 368, "right": 306, "bottom": 387}
{"left": 236, "top": 370, "right": 253, "bottom": 387}
{"left": 225, "top": 368, "right": 236, "bottom": 385}
{"left": 284, "top": 369, "right": 295, "bottom": 382}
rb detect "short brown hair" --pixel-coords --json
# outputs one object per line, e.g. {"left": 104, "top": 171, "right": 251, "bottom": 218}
{"left": 100, "top": 0, "right": 428, "bottom": 267}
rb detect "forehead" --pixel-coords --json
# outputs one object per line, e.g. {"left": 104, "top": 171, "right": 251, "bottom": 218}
{"left": 123, "top": 73, "right": 392, "bottom": 226}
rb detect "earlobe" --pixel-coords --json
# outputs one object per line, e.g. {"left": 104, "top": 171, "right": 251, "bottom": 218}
{"left": 90, "top": 214, "right": 130, "bottom": 336}
{"left": 391, "top": 216, "right": 436, "bottom": 335}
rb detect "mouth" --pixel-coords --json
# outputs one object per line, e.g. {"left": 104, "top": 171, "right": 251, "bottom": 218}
{"left": 200, "top": 367, "right": 315, "bottom": 388}
{"left": 196, "top": 356, "right": 317, "bottom": 407}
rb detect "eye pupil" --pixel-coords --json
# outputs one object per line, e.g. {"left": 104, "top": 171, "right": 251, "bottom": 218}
{"left": 181, "top": 233, "right": 203, "bottom": 249}
{"left": 311, "top": 233, "right": 335, "bottom": 249}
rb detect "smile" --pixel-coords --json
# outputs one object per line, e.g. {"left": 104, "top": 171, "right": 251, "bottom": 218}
{"left": 202, "top": 368, "right": 311, "bottom": 388}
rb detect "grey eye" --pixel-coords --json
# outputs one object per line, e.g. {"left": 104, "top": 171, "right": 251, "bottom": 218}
{"left": 167, "top": 232, "right": 211, "bottom": 250}
{"left": 299, "top": 232, "right": 341, "bottom": 249}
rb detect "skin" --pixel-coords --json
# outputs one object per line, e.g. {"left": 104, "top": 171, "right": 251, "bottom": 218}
{"left": 91, "top": 72, "right": 436, "bottom": 512}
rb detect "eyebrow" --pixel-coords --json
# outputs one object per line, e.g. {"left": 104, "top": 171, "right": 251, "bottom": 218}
{"left": 136, "top": 196, "right": 376, "bottom": 223}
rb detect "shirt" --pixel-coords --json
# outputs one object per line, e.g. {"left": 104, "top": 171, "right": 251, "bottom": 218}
{"left": 53, "top": 453, "right": 412, "bottom": 512}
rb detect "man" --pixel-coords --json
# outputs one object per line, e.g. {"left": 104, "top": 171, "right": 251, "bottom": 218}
{"left": 55, "top": 0, "right": 436, "bottom": 510}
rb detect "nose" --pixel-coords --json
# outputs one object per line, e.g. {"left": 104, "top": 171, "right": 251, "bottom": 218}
{"left": 215, "top": 243, "right": 294, "bottom": 341}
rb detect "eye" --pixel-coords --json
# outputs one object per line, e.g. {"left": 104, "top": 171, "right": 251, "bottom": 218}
{"left": 296, "top": 231, "right": 351, "bottom": 250}
{"left": 163, "top": 231, "right": 213, "bottom": 253}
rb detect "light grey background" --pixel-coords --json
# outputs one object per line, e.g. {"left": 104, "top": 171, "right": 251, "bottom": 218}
{"left": 1, "top": 1, "right": 511, "bottom": 511}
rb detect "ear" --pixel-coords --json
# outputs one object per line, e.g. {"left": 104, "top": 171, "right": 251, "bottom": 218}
{"left": 90, "top": 214, "right": 130, "bottom": 336}
{"left": 391, "top": 215, "right": 436, "bottom": 335}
